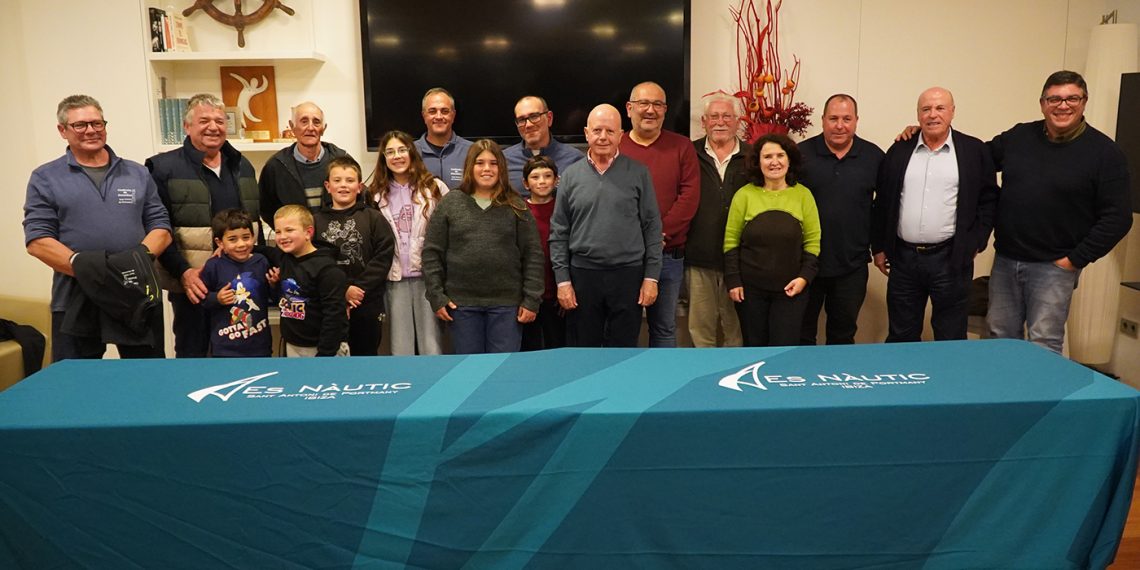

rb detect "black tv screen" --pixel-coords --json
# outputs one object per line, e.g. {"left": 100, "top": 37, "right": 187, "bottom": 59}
{"left": 359, "top": 0, "right": 691, "bottom": 150}
{"left": 1117, "top": 73, "right": 1140, "bottom": 213}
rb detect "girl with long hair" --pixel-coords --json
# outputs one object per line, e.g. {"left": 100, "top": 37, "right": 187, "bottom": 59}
{"left": 368, "top": 130, "right": 449, "bottom": 355}
{"left": 422, "top": 139, "right": 544, "bottom": 354}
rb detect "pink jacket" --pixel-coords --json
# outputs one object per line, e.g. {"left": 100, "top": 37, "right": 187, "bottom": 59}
{"left": 376, "top": 178, "right": 449, "bottom": 281}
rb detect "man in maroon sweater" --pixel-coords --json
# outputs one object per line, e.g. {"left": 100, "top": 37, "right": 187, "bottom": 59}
{"left": 619, "top": 81, "right": 701, "bottom": 347}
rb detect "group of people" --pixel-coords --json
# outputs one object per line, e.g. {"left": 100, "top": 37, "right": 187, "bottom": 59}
{"left": 23, "top": 70, "right": 1132, "bottom": 362}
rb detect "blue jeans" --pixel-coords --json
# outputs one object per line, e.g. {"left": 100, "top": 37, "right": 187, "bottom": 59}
{"left": 645, "top": 254, "right": 684, "bottom": 347}
{"left": 987, "top": 254, "right": 1080, "bottom": 354}
{"left": 449, "top": 305, "right": 521, "bottom": 354}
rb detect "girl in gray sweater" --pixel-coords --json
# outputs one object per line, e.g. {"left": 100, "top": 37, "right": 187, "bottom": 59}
{"left": 422, "top": 140, "right": 544, "bottom": 354}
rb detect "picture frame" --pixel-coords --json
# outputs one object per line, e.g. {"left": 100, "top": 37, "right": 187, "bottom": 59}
{"left": 224, "top": 107, "right": 240, "bottom": 136}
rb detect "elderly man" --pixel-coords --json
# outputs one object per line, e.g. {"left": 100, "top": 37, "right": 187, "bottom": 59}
{"left": 686, "top": 93, "right": 748, "bottom": 347}
{"left": 619, "top": 81, "right": 700, "bottom": 347}
{"left": 259, "top": 101, "right": 349, "bottom": 221}
{"left": 504, "top": 95, "right": 584, "bottom": 196}
{"left": 986, "top": 71, "right": 1133, "bottom": 353}
{"left": 24, "top": 94, "right": 172, "bottom": 360}
{"left": 148, "top": 93, "right": 260, "bottom": 358}
{"left": 549, "top": 104, "right": 663, "bottom": 347}
{"left": 798, "top": 94, "right": 884, "bottom": 345}
{"left": 413, "top": 87, "right": 473, "bottom": 189}
{"left": 872, "top": 87, "right": 998, "bottom": 342}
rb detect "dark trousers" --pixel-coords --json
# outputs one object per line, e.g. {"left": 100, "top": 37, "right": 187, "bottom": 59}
{"left": 735, "top": 286, "right": 809, "bottom": 347}
{"left": 886, "top": 245, "right": 972, "bottom": 342}
{"left": 169, "top": 291, "right": 210, "bottom": 358}
{"left": 521, "top": 298, "right": 566, "bottom": 351}
{"left": 800, "top": 265, "right": 868, "bottom": 345}
{"left": 51, "top": 310, "right": 165, "bottom": 362}
{"left": 348, "top": 297, "right": 384, "bottom": 356}
{"left": 567, "top": 266, "right": 643, "bottom": 347}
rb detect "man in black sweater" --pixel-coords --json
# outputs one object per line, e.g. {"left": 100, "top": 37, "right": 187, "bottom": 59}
{"left": 798, "top": 94, "right": 883, "bottom": 345}
{"left": 986, "top": 70, "right": 1132, "bottom": 353}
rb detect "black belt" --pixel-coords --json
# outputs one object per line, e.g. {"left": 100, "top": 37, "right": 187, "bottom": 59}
{"left": 898, "top": 239, "right": 951, "bottom": 254}
{"left": 663, "top": 246, "right": 685, "bottom": 259}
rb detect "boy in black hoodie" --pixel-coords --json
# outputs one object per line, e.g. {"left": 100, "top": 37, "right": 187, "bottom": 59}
{"left": 274, "top": 204, "right": 349, "bottom": 357}
{"left": 314, "top": 156, "right": 395, "bottom": 355}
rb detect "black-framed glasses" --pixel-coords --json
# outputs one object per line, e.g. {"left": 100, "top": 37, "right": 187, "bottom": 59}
{"left": 630, "top": 100, "right": 667, "bottom": 110}
{"left": 514, "top": 112, "right": 548, "bottom": 127}
{"left": 1041, "top": 95, "right": 1086, "bottom": 107}
{"left": 68, "top": 120, "right": 107, "bottom": 132}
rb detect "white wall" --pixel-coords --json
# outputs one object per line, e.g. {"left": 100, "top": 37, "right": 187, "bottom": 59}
{"left": 3, "top": 0, "right": 1138, "bottom": 372}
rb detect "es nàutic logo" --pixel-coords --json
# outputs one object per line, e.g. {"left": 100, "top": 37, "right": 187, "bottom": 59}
{"left": 718, "top": 360, "right": 930, "bottom": 392}
{"left": 188, "top": 371, "right": 412, "bottom": 403}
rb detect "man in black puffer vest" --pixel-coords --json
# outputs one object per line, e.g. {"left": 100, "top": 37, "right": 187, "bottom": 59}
{"left": 147, "top": 93, "right": 259, "bottom": 358}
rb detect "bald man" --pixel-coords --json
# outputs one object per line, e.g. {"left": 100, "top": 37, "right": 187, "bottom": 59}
{"left": 504, "top": 95, "right": 584, "bottom": 197}
{"left": 549, "top": 104, "right": 663, "bottom": 347}
{"left": 619, "top": 81, "right": 699, "bottom": 347}
{"left": 871, "top": 87, "right": 998, "bottom": 342}
{"left": 258, "top": 101, "right": 350, "bottom": 224}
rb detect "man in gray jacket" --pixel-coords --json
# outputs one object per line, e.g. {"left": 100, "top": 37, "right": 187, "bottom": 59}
{"left": 549, "top": 104, "right": 662, "bottom": 347}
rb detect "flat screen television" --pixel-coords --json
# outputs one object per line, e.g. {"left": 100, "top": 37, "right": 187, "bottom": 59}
{"left": 1116, "top": 73, "right": 1140, "bottom": 213}
{"left": 359, "top": 0, "right": 691, "bottom": 150}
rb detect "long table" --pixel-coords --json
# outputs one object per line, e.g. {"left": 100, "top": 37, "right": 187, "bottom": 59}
{"left": 0, "top": 339, "right": 1137, "bottom": 568}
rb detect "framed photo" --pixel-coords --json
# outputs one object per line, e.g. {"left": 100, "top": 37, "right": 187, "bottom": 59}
{"left": 224, "top": 107, "right": 240, "bottom": 136}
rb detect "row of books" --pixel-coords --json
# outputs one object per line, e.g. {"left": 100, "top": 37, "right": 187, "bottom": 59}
{"left": 149, "top": 7, "right": 191, "bottom": 53}
{"left": 158, "top": 98, "right": 190, "bottom": 145}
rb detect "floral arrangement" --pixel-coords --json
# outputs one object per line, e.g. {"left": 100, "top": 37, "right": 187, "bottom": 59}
{"left": 730, "top": 0, "right": 812, "bottom": 141}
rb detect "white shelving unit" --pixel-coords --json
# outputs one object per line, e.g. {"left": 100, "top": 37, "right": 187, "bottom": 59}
{"left": 140, "top": 1, "right": 323, "bottom": 154}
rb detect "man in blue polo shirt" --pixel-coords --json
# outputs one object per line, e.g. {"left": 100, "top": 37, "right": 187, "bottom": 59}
{"left": 504, "top": 95, "right": 583, "bottom": 197}
{"left": 413, "top": 87, "right": 472, "bottom": 189}
{"left": 24, "top": 94, "right": 172, "bottom": 361}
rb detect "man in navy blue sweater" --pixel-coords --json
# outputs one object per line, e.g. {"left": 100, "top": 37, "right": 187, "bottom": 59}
{"left": 986, "top": 71, "right": 1133, "bottom": 353}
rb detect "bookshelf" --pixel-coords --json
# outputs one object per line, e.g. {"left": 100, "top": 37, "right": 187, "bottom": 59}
{"left": 139, "top": 1, "right": 324, "bottom": 154}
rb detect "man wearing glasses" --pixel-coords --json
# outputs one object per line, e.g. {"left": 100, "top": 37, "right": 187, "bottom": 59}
{"left": 686, "top": 93, "right": 749, "bottom": 347}
{"left": 258, "top": 101, "right": 349, "bottom": 223}
{"left": 986, "top": 70, "right": 1132, "bottom": 353}
{"left": 619, "top": 81, "right": 700, "bottom": 348}
{"left": 504, "top": 95, "right": 583, "bottom": 197}
{"left": 24, "top": 94, "right": 172, "bottom": 360}
{"left": 414, "top": 87, "right": 472, "bottom": 189}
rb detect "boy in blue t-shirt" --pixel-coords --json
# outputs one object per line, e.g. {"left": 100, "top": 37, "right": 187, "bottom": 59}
{"left": 201, "top": 209, "right": 275, "bottom": 357}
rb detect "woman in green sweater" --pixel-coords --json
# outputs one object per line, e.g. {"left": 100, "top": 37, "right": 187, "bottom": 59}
{"left": 422, "top": 139, "right": 544, "bottom": 354}
{"left": 724, "top": 133, "right": 821, "bottom": 347}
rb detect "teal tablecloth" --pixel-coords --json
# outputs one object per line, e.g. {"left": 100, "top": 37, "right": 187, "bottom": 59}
{"left": 0, "top": 339, "right": 1137, "bottom": 568}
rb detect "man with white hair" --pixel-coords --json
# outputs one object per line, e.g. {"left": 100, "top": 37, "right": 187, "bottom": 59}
{"left": 550, "top": 104, "right": 662, "bottom": 347}
{"left": 686, "top": 93, "right": 748, "bottom": 347}
{"left": 147, "top": 92, "right": 260, "bottom": 357}
{"left": 259, "top": 101, "right": 349, "bottom": 222}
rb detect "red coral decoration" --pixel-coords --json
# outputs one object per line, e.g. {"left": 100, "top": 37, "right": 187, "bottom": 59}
{"left": 729, "top": 0, "right": 812, "bottom": 142}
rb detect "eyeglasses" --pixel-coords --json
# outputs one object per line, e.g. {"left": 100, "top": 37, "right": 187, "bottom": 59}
{"left": 704, "top": 113, "right": 737, "bottom": 123}
{"left": 514, "top": 111, "right": 548, "bottom": 127}
{"left": 630, "top": 100, "right": 667, "bottom": 111}
{"left": 384, "top": 146, "right": 410, "bottom": 158}
{"left": 1042, "top": 95, "right": 1086, "bottom": 107}
{"left": 68, "top": 120, "right": 107, "bottom": 132}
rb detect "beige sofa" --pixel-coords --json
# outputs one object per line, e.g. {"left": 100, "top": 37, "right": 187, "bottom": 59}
{"left": 0, "top": 295, "right": 51, "bottom": 391}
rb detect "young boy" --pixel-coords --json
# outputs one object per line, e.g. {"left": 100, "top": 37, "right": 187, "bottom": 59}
{"left": 520, "top": 155, "right": 566, "bottom": 350}
{"left": 313, "top": 156, "right": 395, "bottom": 356}
{"left": 201, "top": 209, "right": 274, "bottom": 357}
{"left": 273, "top": 204, "right": 350, "bottom": 357}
